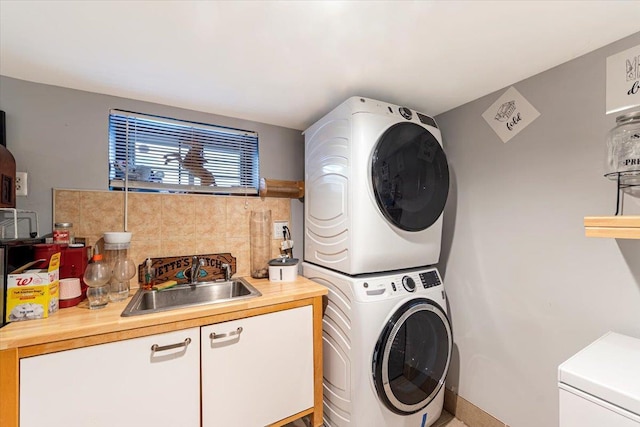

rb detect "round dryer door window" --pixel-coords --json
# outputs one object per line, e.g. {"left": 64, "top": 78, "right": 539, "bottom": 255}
{"left": 372, "top": 298, "right": 452, "bottom": 415}
{"left": 371, "top": 122, "right": 449, "bottom": 231}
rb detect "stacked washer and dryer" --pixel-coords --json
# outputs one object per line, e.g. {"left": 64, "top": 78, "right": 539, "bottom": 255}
{"left": 302, "top": 97, "right": 452, "bottom": 427}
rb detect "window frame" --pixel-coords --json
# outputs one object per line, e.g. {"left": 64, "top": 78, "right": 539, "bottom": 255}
{"left": 108, "top": 109, "right": 260, "bottom": 195}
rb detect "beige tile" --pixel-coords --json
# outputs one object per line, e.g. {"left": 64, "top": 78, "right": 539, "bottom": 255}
{"left": 129, "top": 240, "right": 163, "bottom": 268}
{"left": 78, "top": 191, "right": 125, "bottom": 237}
{"left": 161, "top": 239, "right": 196, "bottom": 258}
{"left": 195, "top": 237, "right": 228, "bottom": 256}
{"left": 83, "top": 235, "right": 103, "bottom": 252}
{"left": 265, "top": 197, "right": 290, "bottom": 223}
{"left": 53, "top": 189, "right": 81, "bottom": 225}
{"left": 226, "top": 197, "right": 255, "bottom": 239}
{"left": 56, "top": 189, "right": 291, "bottom": 279}
{"left": 126, "top": 193, "right": 162, "bottom": 241}
{"left": 227, "top": 237, "right": 250, "bottom": 277}
{"left": 195, "top": 195, "right": 227, "bottom": 237}
{"left": 433, "top": 410, "right": 468, "bottom": 427}
{"left": 161, "top": 194, "right": 196, "bottom": 239}
{"left": 452, "top": 393, "right": 505, "bottom": 427}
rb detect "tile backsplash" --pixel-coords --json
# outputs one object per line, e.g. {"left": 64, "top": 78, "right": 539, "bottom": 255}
{"left": 53, "top": 189, "right": 290, "bottom": 286}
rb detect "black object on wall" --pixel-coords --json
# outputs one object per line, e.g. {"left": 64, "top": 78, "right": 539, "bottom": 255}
{"left": 0, "top": 110, "right": 5, "bottom": 147}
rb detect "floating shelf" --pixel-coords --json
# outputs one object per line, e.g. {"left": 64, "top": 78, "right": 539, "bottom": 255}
{"left": 259, "top": 178, "right": 304, "bottom": 199}
{"left": 584, "top": 216, "right": 640, "bottom": 239}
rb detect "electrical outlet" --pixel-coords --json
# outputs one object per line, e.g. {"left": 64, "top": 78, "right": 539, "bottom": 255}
{"left": 273, "top": 221, "right": 289, "bottom": 239}
{"left": 16, "top": 172, "right": 27, "bottom": 196}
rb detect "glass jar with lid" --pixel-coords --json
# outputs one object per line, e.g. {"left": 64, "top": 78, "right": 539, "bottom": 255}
{"left": 53, "top": 222, "right": 74, "bottom": 244}
{"left": 606, "top": 111, "right": 640, "bottom": 185}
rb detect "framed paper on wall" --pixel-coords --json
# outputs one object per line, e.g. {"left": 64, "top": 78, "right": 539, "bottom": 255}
{"left": 606, "top": 44, "right": 640, "bottom": 114}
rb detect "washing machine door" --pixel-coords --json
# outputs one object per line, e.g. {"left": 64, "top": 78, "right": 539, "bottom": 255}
{"left": 371, "top": 122, "right": 449, "bottom": 231}
{"left": 372, "top": 298, "right": 452, "bottom": 415}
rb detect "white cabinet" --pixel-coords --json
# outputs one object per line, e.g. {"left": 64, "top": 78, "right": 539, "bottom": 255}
{"left": 20, "top": 327, "right": 201, "bottom": 427}
{"left": 201, "top": 305, "right": 314, "bottom": 427}
{"left": 560, "top": 386, "right": 640, "bottom": 426}
{"left": 558, "top": 332, "right": 640, "bottom": 427}
{"left": 18, "top": 307, "right": 315, "bottom": 427}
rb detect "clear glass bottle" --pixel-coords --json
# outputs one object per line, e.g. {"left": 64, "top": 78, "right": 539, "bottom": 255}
{"left": 83, "top": 251, "right": 111, "bottom": 310}
{"left": 250, "top": 210, "right": 272, "bottom": 278}
{"left": 104, "top": 242, "right": 135, "bottom": 302}
{"left": 606, "top": 111, "right": 640, "bottom": 185}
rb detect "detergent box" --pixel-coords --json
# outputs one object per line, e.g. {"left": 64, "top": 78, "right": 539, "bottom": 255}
{"left": 6, "top": 252, "right": 61, "bottom": 322}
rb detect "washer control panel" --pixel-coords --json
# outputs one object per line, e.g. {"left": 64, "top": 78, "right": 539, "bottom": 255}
{"left": 356, "top": 267, "right": 443, "bottom": 300}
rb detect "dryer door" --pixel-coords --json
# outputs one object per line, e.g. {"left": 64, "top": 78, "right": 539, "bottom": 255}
{"left": 372, "top": 298, "right": 452, "bottom": 415}
{"left": 371, "top": 122, "right": 449, "bottom": 231}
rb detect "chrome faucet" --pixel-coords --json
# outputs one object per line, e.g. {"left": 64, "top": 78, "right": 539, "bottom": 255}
{"left": 191, "top": 256, "right": 205, "bottom": 284}
{"left": 221, "top": 263, "right": 231, "bottom": 281}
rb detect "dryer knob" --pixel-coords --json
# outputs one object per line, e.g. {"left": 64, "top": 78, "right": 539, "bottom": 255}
{"left": 402, "top": 276, "right": 416, "bottom": 292}
{"left": 399, "top": 107, "right": 413, "bottom": 120}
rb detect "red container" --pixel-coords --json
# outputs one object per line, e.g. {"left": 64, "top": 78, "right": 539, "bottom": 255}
{"left": 33, "top": 243, "right": 67, "bottom": 268}
{"left": 60, "top": 246, "right": 91, "bottom": 299}
{"left": 34, "top": 243, "right": 91, "bottom": 301}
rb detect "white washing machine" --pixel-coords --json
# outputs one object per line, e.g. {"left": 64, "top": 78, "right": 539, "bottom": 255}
{"left": 304, "top": 96, "right": 449, "bottom": 275}
{"left": 558, "top": 332, "right": 640, "bottom": 426}
{"left": 303, "top": 262, "right": 452, "bottom": 427}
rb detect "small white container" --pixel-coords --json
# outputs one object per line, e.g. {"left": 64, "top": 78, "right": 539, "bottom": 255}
{"left": 103, "top": 232, "right": 132, "bottom": 244}
{"left": 268, "top": 257, "right": 299, "bottom": 282}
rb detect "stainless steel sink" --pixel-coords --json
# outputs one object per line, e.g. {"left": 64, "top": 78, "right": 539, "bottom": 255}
{"left": 121, "top": 278, "right": 262, "bottom": 317}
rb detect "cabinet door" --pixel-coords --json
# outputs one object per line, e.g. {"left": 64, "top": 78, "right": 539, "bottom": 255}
{"left": 201, "top": 306, "right": 314, "bottom": 426}
{"left": 20, "top": 327, "right": 200, "bottom": 427}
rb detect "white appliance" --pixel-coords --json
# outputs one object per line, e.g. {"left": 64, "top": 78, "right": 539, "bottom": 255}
{"left": 304, "top": 96, "right": 449, "bottom": 275}
{"left": 558, "top": 332, "right": 640, "bottom": 427}
{"left": 303, "top": 262, "right": 452, "bottom": 427}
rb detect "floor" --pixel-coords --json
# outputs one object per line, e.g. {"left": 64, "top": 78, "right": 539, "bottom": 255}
{"left": 433, "top": 411, "right": 468, "bottom": 427}
{"left": 286, "top": 411, "right": 467, "bottom": 426}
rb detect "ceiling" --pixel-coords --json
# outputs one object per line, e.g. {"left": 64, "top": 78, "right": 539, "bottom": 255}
{"left": 1, "top": 1, "right": 639, "bottom": 130}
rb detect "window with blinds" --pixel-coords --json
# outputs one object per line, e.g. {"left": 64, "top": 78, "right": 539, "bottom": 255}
{"left": 108, "top": 110, "right": 259, "bottom": 195}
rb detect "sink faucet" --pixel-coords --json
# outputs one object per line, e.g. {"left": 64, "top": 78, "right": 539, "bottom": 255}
{"left": 221, "top": 263, "right": 231, "bottom": 281}
{"left": 191, "top": 256, "right": 205, "bottom": 284}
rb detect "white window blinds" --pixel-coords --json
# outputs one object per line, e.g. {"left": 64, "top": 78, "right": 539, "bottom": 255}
{"left": 108, "top": 110, "right": 259, "bottom": 195}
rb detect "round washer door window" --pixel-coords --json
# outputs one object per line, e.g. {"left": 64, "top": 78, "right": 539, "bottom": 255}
{"left": 371, "top": 122, "right": 449, "bottom": 231}
{"left": 372, "top": 298, "right": 452, "bottom": 415}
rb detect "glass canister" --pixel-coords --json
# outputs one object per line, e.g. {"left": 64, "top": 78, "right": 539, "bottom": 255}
{"left": 606, "top": 111, "right": 640, "bottom": 185}
{"left": 250, "top": 210, "right": 272, "bottom": 278}
{"left": 53, "top": 222, "right": 74, "bottom": 244}
{"left": 104, "top": 242, "right": 136, "bottom": 302}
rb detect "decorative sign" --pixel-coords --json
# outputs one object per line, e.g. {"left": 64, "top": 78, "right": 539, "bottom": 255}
{"left": 137, "top": 253, "right": 236, "bottom": 284}
{"left": 482, "top": 86, "right": 540, "bottom": 143}
{"left": 606, "top": 43, "right": 640, "bottom": 114}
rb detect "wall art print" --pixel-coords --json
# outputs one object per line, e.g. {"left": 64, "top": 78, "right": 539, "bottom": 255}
{"left": 606, "top": 43, "right": 640, "bottom": 114}
{"left": 481, "top": 86, "right": 541, "bottom": 143}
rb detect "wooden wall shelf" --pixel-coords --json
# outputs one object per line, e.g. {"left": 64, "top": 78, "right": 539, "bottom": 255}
{"left": 259, "top": 178, "right": 304, "bottom": 199}
{"left": 584, "top": 216, "right": 640, "bottom": 239}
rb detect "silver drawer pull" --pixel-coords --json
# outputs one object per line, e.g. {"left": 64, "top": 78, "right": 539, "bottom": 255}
{"left": 210, "top": 326, "right": 243, "bottom": 340}
{"left": 151, "top": 337, "right": 192, "bottom": 352}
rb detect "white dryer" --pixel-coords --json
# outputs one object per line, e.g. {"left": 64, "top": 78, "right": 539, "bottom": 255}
{"left": 304, "top": 96, "right": 449, "bottom": 275}
{"left": 303, "top": 262, "right": 452, "bottom": 427}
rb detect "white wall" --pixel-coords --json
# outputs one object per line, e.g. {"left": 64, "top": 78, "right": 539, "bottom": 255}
{"left": 435, "top": 32, "right": 640, "bottom": 427}
{"left": 0, "top": 76, "right": 305, "bottom": 259}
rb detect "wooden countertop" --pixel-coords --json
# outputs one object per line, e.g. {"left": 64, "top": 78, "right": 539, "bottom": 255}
{"left": 0, "top": 276, "right": 327, "bottom": 350}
